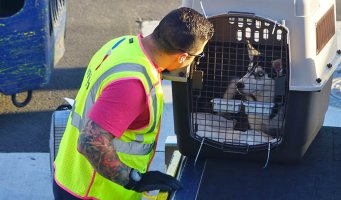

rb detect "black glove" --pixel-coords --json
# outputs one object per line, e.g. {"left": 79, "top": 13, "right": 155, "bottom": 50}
{"left": 124, "top": 170, "right": 182, "bottom": 193}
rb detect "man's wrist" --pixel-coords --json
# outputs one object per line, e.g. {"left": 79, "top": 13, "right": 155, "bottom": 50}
{"left": 124, "top": 169, "right": 142, "bottom": 190}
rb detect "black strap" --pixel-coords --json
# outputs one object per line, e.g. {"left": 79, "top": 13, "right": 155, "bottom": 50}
{"left": 56, "top": 104, "right": 72, "bottom": 111}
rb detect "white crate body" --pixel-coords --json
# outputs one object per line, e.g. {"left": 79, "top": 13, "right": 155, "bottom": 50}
{"left": 182, "top": 0, "right": 341, "bottom": 91}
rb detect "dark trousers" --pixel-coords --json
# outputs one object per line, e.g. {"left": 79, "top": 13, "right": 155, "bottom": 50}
{"left": 53, "top": 179, "right": 82, "bottom": 200}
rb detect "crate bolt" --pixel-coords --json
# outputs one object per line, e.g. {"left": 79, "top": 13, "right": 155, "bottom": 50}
{"left": 337, "top": 49, "right": 341, "bottom": 55}
{"left": 327, "top": 63, "right": 332, "bottom": 68}
{"left": 316, "top": 78, "right": 322, "bottom": 83}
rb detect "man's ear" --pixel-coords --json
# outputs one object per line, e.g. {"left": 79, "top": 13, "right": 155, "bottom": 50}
{"left": 178, "top": 53, "right": 188, "bottom": 63}
{"left": 179, "top": 57, "right": 185, "bottom": 63}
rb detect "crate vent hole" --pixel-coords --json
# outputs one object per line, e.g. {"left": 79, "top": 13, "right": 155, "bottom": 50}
{"left": 245, "top": 27, "right": 251, "bottom": 38}
{"left": 263, "top": 29, "right": 269, "bottom": 39}
{"left": 254, "top": 31, "right": 260, "bottom": 42}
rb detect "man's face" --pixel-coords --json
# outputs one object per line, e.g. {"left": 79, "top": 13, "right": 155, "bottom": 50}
{"left": 167, "top": 41, "right": 208, "bottom": 71}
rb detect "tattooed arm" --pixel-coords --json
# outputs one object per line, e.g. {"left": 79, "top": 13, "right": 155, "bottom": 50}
{"left": 77, "top": 119, "right": 131, "bottom": 186}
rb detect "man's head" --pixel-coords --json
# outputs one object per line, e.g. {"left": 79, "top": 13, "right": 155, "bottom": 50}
{"left": 151, "top": 7, "right": 214, "bottom": 70}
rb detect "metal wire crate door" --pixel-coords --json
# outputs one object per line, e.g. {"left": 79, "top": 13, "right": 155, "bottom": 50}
{"left": 189, "top": 14, "right": 289, "bottom": 153}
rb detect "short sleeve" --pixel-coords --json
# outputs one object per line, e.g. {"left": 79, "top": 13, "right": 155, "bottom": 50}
{"left": 88, "top": 79, "right": 147, "bottom": 138}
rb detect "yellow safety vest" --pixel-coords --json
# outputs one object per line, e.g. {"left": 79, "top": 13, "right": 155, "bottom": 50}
{"left": 54, "top": 35, "right": 164, "bottom": 200}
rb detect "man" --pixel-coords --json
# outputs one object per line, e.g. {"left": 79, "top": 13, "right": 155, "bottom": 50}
{"left": 53, "top": 7, "right": 214, "bottom": 200}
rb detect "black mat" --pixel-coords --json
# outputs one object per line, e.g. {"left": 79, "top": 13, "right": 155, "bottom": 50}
{"left": 173, "top": 126, "right": 341, "bottom": 200}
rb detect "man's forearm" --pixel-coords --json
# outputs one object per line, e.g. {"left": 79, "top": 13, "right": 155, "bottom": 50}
{"left": 77, "top": 119, "right": 130, "bottom": 186}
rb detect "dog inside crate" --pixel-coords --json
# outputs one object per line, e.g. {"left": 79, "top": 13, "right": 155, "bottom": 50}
{"left": 190, "top": 15, "right": 288, "bottom": 148}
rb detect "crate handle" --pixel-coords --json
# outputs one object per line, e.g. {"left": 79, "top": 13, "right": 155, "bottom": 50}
{"left": 228, "top": 11, "right": 255, "bottom": 17}
{"left": 221, "top": 143, "right": 250, "bottom": 154}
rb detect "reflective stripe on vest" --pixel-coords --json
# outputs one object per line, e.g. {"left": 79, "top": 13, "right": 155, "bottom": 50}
{"left": 71, "top": 63, "right": 158, "bottom": 155}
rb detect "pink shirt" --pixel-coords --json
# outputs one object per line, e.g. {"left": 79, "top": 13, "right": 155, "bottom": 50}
{"left": 88, "top": 34, "right": 161, "bottom": 138}
{"left": 88, "top": 79, "right": 149, "bottom": 138}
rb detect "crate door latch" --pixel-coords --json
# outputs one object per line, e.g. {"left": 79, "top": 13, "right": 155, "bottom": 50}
{"left": 191, "top": 70, "right": 204, "bottom": 90}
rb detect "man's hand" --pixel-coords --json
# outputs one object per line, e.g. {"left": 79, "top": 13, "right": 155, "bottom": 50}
{"left": 125, "top": 170, "right": 182, "bottom": 193}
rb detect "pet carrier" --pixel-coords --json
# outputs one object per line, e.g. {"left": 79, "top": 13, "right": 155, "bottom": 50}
{"left": 166, "top": 0, "right": 341, "bottom": 163}
{"left": 49, "top": 104, "right": 71, "bottom": 177}
{"left": 0, "top": 0, "right": 66, "bottom": 107}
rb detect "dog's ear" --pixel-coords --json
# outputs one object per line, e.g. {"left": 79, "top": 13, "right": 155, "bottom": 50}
{"left": 272, "top": 59, "right": 283, "bottom": 76}
{"left": 246, "top": 40, "right": 261, "bottom": 62}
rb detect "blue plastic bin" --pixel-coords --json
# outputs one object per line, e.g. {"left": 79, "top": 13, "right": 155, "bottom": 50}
{"left": 0, "top": 0, "right": 66, "bottom": 107}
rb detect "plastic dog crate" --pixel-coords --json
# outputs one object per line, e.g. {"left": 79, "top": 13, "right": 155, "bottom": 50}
{"left": 0, "top": 0, "right": 66, "bottom": 107}
{"left": 166, "top": 0, "right": 341, "bottom": 163}
{"left": 49, "top": 105, "right": 71, "bottom": 177}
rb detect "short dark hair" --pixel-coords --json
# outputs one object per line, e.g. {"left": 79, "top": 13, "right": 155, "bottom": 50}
{"left": 152, "top": 7, "right": 214, "bottom": 54}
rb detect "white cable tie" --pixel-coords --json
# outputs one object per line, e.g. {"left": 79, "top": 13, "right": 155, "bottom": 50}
{"left": 272, "top": 21, "right": 277, "bottom": 35}
{"left": 194, "top": 137, "right": 205, "bottom": 166}
{"left": 263, "top": 142, "right": 271, "bottom": 168}
{"left": 64, "top": 98, "right": 75, "bottom": 106}
{"left": 200, "top": 1, "right": 208, "bottom": 19}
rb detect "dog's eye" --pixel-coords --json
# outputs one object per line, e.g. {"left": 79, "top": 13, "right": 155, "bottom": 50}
{"left": 257, "top": 71, "right": 264, "bottom": 77}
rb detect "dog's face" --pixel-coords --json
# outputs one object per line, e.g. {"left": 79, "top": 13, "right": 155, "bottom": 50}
{"left": 238, "top": 66, "right": 273, "bottom": 93}
{"left": 236, "top": 59, "right": 282, "bottom": 102}
{"left": 223, "top": 40, "right": 284, "bottom": 103}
